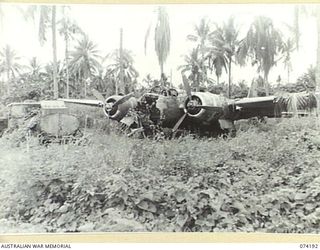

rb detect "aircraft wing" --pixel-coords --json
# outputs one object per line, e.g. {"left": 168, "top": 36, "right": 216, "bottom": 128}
{"left": 228, "top": 96, "right": 278, "bottom": 120}
{"left": 7, "top": 102, "right": 41, "bottom": 107}
{"left": 59, "top": 99, "right": 104, "bottom": 107}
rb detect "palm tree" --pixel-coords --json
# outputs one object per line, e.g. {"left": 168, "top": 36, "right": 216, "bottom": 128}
{"left": 105, "top": 49, "right": 139, "bottom": 94}
{"left": 187, "top": 17, "right": 211, "bottom": 59}
{"left": 293, "top": 5, "right": 320, "bottom": 112}
{"left": 186, "top": 17, "right": 211, "bottom": 89}
{"left": 43, "top": 61, "right": 66, "bottom": 98}
{"left": 178, "top": 46, "right": 205, "bottom": 90}
{"left": 142, "top": 74, "right": 155, "bottom": 88}
{"left": 51, "top": 6, "right": 58, "bottom": 99}
{"left": 210, "top": 16, "right": 240, "bottom": 97}
{"left": 22, "top": 5, "right": 59, "bottom": 99}
{"left": 293, "top": 5, "right": 300, "bottom": 51}
{"left": 24, "top": 57, "right": 50, "bottom": 98}
{"left": 279, "top": 38, "right": 295, "bottom": 83}
{"left": 28, "top": 57, "right": 42, "bottom": 76}
{"left": 0, "top": 45, "right": 23, "bottom": 95}
{"left": 145, "top": 6, "right": 171, "bottom": 81}
{"left": 91, "top": 65, "right": 108, "bottom": 95}
{"left": 238, "top": 16, "right": 283, "bottom": 96}
{"left": 208, "top": 48, "right": 228, "bottom": 85}
{"left": 58, "top": 7, "right": 83, "bottom": 98}
{"left": 69, "top": 35, "right": 101, "bottom": 97}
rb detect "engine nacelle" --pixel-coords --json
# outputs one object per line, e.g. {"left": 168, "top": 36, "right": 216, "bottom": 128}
{"left": 104, "top": 95, "right": 138, "bottom": 121}
{"left": 184, "top": 92, "right": 228, "bottom": 122}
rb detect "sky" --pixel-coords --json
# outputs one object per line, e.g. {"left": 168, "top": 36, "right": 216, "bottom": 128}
{"left": 0, "top": 3, "right": 318, "bottom": 88}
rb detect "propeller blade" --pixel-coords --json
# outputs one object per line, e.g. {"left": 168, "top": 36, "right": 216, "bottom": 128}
{"left": 172, "top": 113, "right": 187, "bottom": 133}
{"left": 127, "top": 127, "right": 144, "bottom": 137}
{"left": 112, "top": 92, "right": 134, "bottom": 108}
{"left": 193, "top": 105, "right": 223, "bottom": 112}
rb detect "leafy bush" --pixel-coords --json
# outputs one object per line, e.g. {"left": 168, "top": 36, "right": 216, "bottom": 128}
{"left": 1, "top": 116, "right": 320, "bottom": 233}
{"left": 275, "top": 66, "right": 316, "bottom": 93}
{"left": 207, "top": 80, "right": 249, "bottom": 98}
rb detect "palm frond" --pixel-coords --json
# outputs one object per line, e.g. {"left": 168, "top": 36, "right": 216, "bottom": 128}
{"left": 0, "top": 45, "right": 23, "bottom": 79}
{"left": 154, "top": 6, "right": 171, "bottom": 68}
{"left": 144, "top": 22, "right": 152, "bottom": 55}
{"left": 276, "top": 91, "right": 317, "bottom": 115}
{"left": 69, "top": 35, "right": 101, "bottom": 79}
{"left": 38, "top": 6, "right": 51, "bottom": 46}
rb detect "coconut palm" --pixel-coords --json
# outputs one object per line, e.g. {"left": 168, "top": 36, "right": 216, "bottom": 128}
{"left": 16, "top": 58, "right": 50, "bottom": 99}
{"left": 208, "top": 49, "right": 228, "bottom": 85}
{"left": 51, "top": 6, "right": 58, "bottom": 98}
{"left": 238, "top": 16, "right": 283, "bottom": 96}
{"left": 105, "top": 49, "right": 139, "bottom": 94}
{"left": 186, "top": 17, "right": 211, "bottom": 89}
{"left": 293, "top": 5, "right": 300, "bottom": 51}
{"left": 145, "top": 6, "right": 171, "bottom": 80}
{"left": 28, "top": 57, "right": 42, "bottom": 76}
{"left": 0, "top": 45, "right": 23, "bottom": 95}
{"left": 91, "top": 65, "right": 107, "bottom": 95}
{"left": 178, "top": 46, "right": 206, "bottom": 90}
{"left": 291, "top": 5, "right": 313, "bottom": 52}
{"left": 22, "top": 5, "right": 59, "bottom": 99}
{"left": 187, "top": 17, "right": 211, "bottom": 55}
{"left": 41, "top": 61, "right": 67, "bottom": 98}
{"left": 210, "top": 16, "right": 240, "bottom": 97}
{"left": 69, "top": 35, "right": 101, "bottom": 97}
{"left": 279, "top": 38, "right": 295, "bottom": 83}
{"left": 58, "top": 7, "right": 83, "bottom": 98}
{"left": 292, "top": 5, "right": 320, "bottom": 112}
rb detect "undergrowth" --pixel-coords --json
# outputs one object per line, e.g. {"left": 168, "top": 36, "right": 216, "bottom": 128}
{"left": 0, "top": 117, "right": 320, "bottom": 233}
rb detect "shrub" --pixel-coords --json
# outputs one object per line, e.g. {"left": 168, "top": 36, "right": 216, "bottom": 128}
{"left": 1, "top": 116, "right": 320, "bottom": 232}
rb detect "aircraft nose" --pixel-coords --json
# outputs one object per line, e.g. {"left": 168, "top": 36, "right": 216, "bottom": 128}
{"left": 105, "top": 102, "right": 113, "bottom": 111}
{"left": 184, "top": 95, "right": 202, "bottom": 116}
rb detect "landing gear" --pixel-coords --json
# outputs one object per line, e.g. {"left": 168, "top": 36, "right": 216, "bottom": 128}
{"left": 218, "top": 119, "right": 236, "bottom": 138}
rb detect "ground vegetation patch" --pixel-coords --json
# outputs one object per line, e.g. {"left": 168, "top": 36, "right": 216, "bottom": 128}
{"left": 0, "top": 117, "right": 320, "bottom": 233}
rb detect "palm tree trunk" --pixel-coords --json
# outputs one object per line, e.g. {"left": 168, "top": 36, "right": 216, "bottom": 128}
{"left": 65, "top": 36, "right": 70, "bottom": 99}
{"left": 200, "top": 41, "right": 205, "bottom": 91}
{"left": 196, "top": 73, "right": 200, "bottom": 91}
{"left": 78, "top": 68, "right": 81, "bottom": 97}
{"left": 294, "top": 6, "right": 300, "bottom": 51}
{"left": 5, "top": 49, "right": 11, "bottom": 95}
{"left": 228, "top": 58, "right": 232, "bottom": 98}
{"left": 247, "top": 83, "right": 251, "bottom": 98}
{"left": 114, "top": 74, "right": 118, "bottom": 95}
{"left": 119, "top": 28, "right": 125, "bottom": 94}
{"left": 160, "top": 63, "right": 164, "bottom": 77}
{"left": 6, "top": 68, "right": 10, "bottom": 96}
{"left": 52, "top": 6, "right": 58, "bottom": 99}
{"left": 264, "top": 74, "right": 269, "bottom": 96}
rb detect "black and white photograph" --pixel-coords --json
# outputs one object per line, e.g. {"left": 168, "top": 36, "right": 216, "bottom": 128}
{"left": 0, "top": 2, "right": 320, "bottom": 234}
